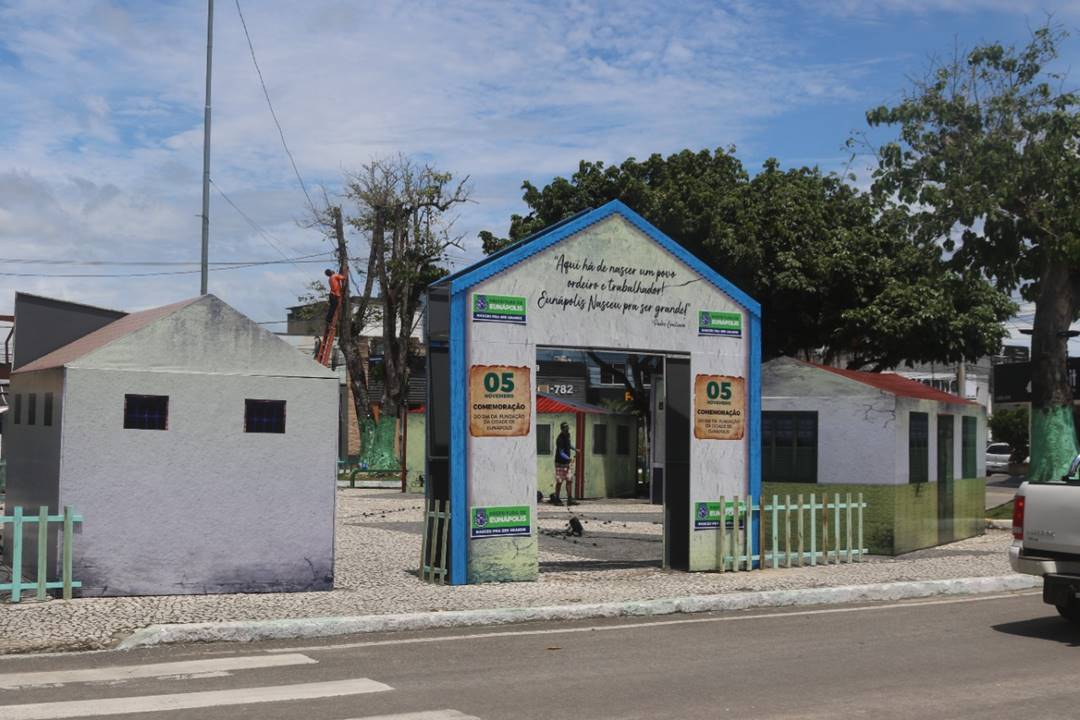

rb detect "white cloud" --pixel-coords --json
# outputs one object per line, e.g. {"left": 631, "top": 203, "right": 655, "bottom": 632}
{"left": 0, "top": 0, "right": 978, "bottom": 320}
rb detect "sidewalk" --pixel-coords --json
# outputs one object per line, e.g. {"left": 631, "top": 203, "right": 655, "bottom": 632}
{"left": 1, "top": 490, "right": 1018, "bottom": 655}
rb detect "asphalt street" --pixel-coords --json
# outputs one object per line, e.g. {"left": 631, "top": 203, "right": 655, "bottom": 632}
{"left": 0, "top": 591, "right": 1075, "bottom": 719}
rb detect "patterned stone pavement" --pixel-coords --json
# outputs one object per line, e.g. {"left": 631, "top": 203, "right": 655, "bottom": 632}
{"left": 0, "top": 490, "right": 1014, "bottom": 654}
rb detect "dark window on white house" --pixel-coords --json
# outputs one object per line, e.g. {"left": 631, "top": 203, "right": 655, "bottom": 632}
{"left": 909, "top": 412, "right": 929, "bottom": 483}
{"left": 962, "top": 416, "right": 978, "bottom": 478}
{"left": 616, "top": 424, "right": 631, "bottom": 455}
{"left": 43, "top": 392, "right": 54, "bottom": 427}
{"left": 13, "top": 394, "right": 21, "bottom": 424}
{"left": 593, "top": 423, "right": 608, "bottom": 454}
{"left": 762, "top": 411, "right": 818, "bottom": 483}
{"left": 245, "top": 399, "right": 286, "bottom": 434}
{"left": 124, "top": 395, "right": 169, "bottom": 430}
{"left": 27, "top": 393, "right": 36, "bottom": 425}
{"left": 537, "top": 424, "right": 552, "bottom": 455}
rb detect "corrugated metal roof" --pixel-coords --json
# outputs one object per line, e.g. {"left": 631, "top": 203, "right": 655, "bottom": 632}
{"left": 14, "top": 296, "right": 203, "bottom": 374}
{"left": 807, "top": 361, "right": 977, "bottom": 405}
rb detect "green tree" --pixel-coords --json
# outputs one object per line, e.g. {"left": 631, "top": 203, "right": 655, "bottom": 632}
{"left": 314, "top": 156, "right": 469, "bottom": 471}
{"left": 481, "top": 149, "right": 1012, "bottom": 370}
{"left": 864, "top": 25, "right": 1080, "bottom": 481}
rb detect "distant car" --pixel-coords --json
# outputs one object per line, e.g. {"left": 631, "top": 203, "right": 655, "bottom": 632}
{"left": 986, "top": 443, "right": 1012, "bottom": 473}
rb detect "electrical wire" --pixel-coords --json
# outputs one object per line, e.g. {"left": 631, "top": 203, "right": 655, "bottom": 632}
{"left": 0, "top": 251, "right": 332, "bottom": 267}
{"left": 0, "top": 258, "right": 331, "bottom": 279}
{"left": 208, "top": 178, "right": 321, "bottom": 274}
{"left": 234, "top": 0, "right": 316, "bottom": 217}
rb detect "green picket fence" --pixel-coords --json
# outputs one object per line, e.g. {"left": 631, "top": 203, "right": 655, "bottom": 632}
{"left": 717, "top": 493, "right": 867, "bottom": 572}
{"left": 0, "top": 506, "right": 82, "bottom": 602}
{"left": 419, "top": 497, "right": 450, "bottom": 584}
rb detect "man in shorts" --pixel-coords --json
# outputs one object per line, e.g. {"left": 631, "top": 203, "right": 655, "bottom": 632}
{"left": 552, "top": 421, "right": 577, "bottom": 505}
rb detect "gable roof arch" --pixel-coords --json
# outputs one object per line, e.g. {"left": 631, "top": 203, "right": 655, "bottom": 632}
{"left": 435, "top": 200, "right": 761, "bottom": 317}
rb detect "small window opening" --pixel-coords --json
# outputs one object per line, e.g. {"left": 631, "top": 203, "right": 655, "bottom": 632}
{"left": 245, "top": 399, "right": 286, "bottom": 434}
{"left": 124, "top": 394, "right": 169, "bottom": 430}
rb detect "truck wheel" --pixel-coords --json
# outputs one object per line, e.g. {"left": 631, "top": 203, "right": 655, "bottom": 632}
{"left": 1055, "top": 599, "right": 1080, "bottom": 624}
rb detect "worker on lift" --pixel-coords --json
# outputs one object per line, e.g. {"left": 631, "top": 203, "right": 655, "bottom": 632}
{"left": 324, "top": 267, "right": 347, "bottom": 328}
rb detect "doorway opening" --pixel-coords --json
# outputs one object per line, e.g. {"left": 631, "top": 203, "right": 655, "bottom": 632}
{"left": 534, "top": 346, "right": 690, "bottom": 573}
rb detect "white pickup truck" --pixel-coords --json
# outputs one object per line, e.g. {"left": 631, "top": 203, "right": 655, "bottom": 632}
{"left": 1009, "top": 453, "right": 1080, "bottom": 623}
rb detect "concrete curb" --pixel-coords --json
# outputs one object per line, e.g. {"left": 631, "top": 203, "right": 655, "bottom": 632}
{"left": 986, "top": 519, "right": 1012, "bottom": 530}
{"left": 116, "top": 574, "right": 1042, "bottom": 651}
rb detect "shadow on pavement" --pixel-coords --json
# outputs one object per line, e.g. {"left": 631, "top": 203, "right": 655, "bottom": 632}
{"left": 539, "top": 559, "right": 662, "bottom": 572}
{"left": 992, "top": 616, "right": 1080, "bottom": 647}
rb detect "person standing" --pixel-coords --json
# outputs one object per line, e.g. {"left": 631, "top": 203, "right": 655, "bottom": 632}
{"left": 553, "top": 421, "right": 577, "bottom": 506}
{"left": 324, "top": 268, "right": 346, "bottom": 327}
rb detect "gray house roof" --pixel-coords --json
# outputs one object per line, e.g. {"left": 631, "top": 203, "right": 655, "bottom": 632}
{"left": 15, "top": 295, "right": 336, "bottom": 380}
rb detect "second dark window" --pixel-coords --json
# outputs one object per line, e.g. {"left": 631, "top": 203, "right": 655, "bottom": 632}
{"left": 124, "top": 395, "right": 169, "bottom": 430}
{"left": 245, "top": 399, "right": 286, "bottom": 434}
{"left": 593, "top": 422, "right": 608, "bottom": 455}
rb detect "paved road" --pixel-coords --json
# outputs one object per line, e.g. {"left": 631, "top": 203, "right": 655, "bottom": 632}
{"left": 0, "top": 591, "right": 1075, "bottom": 719}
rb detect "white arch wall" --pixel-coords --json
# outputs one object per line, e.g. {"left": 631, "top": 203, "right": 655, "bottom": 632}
{"left": 465, "top": 215, "right": 752, "bottom": 581}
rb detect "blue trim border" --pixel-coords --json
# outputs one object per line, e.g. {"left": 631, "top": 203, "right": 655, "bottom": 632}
{"left": 438, "top": 200, "right": 763, "bottom": 583}
{"left": 448, "top": 292, "right": 468, "bottom": 585}
{"left": 749, "top": 314, "right": 762, "bottom": 567}
{"left": 448, "top": 200, "right": 761, "bottom": 319}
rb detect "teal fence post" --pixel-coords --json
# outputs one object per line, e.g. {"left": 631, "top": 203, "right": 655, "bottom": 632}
{"left": 833, "top": 494, "right": 841, "bottom": 564}
{"left": 846, "top": 492, "right": 853, "bottom": 563}
{"left": 858, "top": 492, "right": 865, "bottom": 561}
{"left": 62, "top": 506, "right": 74, "bottom": 601}
{"left": 11, "top": 506, "right": 23, "bottom": 603}
{"left": 37, "top": 506, "right": 48, "bottom": 601}
{"left": 770, "top": 494, "right": 778, "bottom": 570}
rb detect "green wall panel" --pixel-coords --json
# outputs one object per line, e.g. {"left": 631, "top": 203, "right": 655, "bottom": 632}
{"left": 762, "top": 478, "right": 985, "bottom": 555}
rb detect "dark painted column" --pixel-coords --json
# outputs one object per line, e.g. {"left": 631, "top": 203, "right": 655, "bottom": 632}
{"left": 664, "top": 356, "right": 691, "bottom": 570}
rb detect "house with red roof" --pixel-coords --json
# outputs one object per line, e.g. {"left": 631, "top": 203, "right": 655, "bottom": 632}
{"left": 3, "top": 293, "right": 338, "bottom": 597}
{"left": 762, "top": 357, "right": 986, "bottom": 555}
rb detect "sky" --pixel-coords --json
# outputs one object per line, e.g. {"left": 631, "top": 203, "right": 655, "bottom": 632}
{"left": 1, "top": 0, "right": 1078, "bottom": 335}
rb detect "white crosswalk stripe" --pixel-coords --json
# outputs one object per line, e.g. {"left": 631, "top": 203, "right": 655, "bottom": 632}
{"left": 0, "top": 653, "right": 318, "bottom": 689}
{"left": 0, "top": 677, "right": 392, "bottom": 719}
{"left": 344, "top": 712, "right": 481, "bottom": 720}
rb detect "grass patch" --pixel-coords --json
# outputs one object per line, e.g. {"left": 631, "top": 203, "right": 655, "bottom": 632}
{"left": 986, "top": 500, "right": 1015, "bottom": 520}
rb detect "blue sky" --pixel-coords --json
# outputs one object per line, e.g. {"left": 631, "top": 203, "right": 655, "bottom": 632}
{"left": 1, "top": 0, "right": 1077, "bottom": 331}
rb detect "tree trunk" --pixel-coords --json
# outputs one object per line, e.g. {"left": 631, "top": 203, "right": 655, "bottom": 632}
{"left": 1028, "top": 260, "right": 1079, "bottom": 482}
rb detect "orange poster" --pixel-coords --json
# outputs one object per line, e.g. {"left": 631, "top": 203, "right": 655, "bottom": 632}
{"left": 694, "top": 374, "right": 745, "bottom": 440}
{"left": 469, "top": 365, "right": 532, "bottom": 437}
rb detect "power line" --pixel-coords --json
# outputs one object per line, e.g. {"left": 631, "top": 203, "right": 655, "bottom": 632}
{"left": 0, "top": 252, "right": 332, "bottom": 267}
{"left": 209, "top": 178, "right": 324, "bottom": 277}
{"left": 0, "top": 258, "right": 332, "bottom": 279}
{"left": 234, "top": 0, "right": 316, "bottom": 216}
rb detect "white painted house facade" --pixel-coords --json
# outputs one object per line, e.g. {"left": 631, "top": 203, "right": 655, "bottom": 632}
{"left": 762, "top": 357, "right": 986, "bottom": 554}
{"left": 3, "top": 294, "right": 338, "bottom": 596}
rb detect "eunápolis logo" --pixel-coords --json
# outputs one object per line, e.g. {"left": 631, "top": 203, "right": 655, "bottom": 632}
{"left": 470, "top": 505, "right": 531, "bottom": 538}
{"left": 698, "top": 310, "right": 742, "bottom": 338}
{"left": 473, "top": 294, "right": 527, "bottom": 324}
{"left": 693, "top": 500, "right": 746, "bottom": 530}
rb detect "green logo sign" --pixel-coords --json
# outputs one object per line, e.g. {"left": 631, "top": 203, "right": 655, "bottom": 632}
{"left": 694, "top": 500, "right": 747, "bottom": 531}
{"left": 471, "top": 505, "right": 531, "bottom": 538}
{"left": 473, "top": 294, "right": 527, "bottom": 325}
{"left": 698, "top": 310, "right": 742, "bottom": 338}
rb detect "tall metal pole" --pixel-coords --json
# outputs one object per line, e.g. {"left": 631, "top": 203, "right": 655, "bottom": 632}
{"left": 200, "top": 0, "right": 214, "bottom": 295}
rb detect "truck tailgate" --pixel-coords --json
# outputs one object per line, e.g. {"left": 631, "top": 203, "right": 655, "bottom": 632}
{"left": 1023, "top": 483, "right": 1080, "bottom": 555}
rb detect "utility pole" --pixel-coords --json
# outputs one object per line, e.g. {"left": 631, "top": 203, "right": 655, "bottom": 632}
{"left": 200, "top": 0, "right": 214, "bottom": 295}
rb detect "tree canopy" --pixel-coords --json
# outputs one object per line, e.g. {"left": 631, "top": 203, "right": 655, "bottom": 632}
{"left": 864, "top": 24, "right": 1080, "bottom": 480}
{"left": 481, "top": 149, "right": 1013, "bottom": 370}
